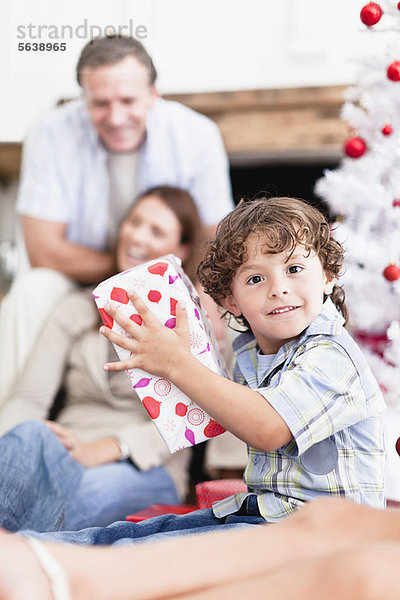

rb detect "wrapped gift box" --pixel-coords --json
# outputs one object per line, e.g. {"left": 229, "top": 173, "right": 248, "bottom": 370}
{"left": 93, "top": 254, "right": 227, "bottom": 453}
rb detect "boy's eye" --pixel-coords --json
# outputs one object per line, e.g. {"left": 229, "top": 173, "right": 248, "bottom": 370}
{"left": 287, "top": 265, "right": 302, "bottom": 274}
{"left": 247, "top": 275, "right": 263, "bottom": 285}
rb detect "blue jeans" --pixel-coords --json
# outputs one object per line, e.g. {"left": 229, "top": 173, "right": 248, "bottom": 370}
{"left": 63, "top": 461, "right": 179, "bottom": 530}
{"left": 22, "top": 495, "right": 265, "bottom": 546}
{"left": 0, "top": 421, "right": 180, "bottom": 532}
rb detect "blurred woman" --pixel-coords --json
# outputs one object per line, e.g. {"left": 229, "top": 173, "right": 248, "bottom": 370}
{"left": 0, "top": 186, "right": 216, "bottom": 531}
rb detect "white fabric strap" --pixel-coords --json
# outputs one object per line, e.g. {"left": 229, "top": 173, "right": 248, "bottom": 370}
{"left": 23, "top": 536, "right": 72, "bottom": 600}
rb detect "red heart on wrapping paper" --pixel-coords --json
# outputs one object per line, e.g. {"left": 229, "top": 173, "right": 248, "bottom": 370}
{"left": 142, "top": 396, "right": 161, "bottom": 419}
{"left": 110, "top": 287, "right": 129, "bottom": 304}
{"left": 148, "top": 290, "right": 162, "bottom": 303}
{"left": 130, "top": 314, "right": 143, "bottom": 326}
{"left": 203, "top": 419, "right": 226, "bottom": 438}
{"left": 99, "top": 308, "right": 113, "bottom": 329}
{"left": 148, "top": 262, "right": 168, "bottom": 277}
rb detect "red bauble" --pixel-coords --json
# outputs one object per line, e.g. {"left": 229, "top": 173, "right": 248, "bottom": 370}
{"left": 344, "top": 137, "right": 367, "bottom": 159}
{"left": 396, "top": 437, "right": 400, "bottom": 457}
{"left": 382, "top": 123, "right": 393, "bottom": 135}
{"left": 387, "top": 61, "right": 400, "bottom": 82}
{"left": 398, "top": 1, "right": 400, "bottom": 10}
{"left": 383, "top": 264, "right": 400, "bottom": 281}
{"left": 393, "top": 199, "right": 400, "bottom": 207}
{"left": 360, "top": 2, "right": 383, "bottom": 26}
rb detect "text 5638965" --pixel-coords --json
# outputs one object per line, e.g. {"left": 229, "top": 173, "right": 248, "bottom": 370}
{"left": 18, "top": 42, "right": 67, "bottom": 51}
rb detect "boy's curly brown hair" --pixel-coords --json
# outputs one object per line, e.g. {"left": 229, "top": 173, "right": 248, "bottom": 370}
{"left": 198, "top": 196, "right": 347, "bottom": 329}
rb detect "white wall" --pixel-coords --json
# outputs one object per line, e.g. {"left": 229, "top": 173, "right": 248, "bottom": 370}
{"left": 1, "top": 0, "right": 373, "bottom": 141}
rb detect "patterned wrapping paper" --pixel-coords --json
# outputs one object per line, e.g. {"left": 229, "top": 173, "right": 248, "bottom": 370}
{"left": 92, "top": 254, "right": 227, "bottom": 453}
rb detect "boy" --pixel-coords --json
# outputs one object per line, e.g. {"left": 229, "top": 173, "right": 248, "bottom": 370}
{"left": 19, "top": 197, "right": 386, "bottom": 546}
{"left": 99, "top": 196, "right": 386, "bottom": 527}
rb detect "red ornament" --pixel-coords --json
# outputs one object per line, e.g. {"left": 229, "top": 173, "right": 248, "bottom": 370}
{"left": 344, "top": 136, "right": 367, "bottom": 159}
{"left": 396, "top": 437, "right": 400, "bottom": 457}
{"left": 398, "top": 2, "right": 400, "bottom": 10}
{"left": 147, "top": 289, "right": 162, "bottom": 303}
{"left": 130, "top": 313, "right": 143, "bottom": 326}
{"left": 147, "top": 262, "right": 168, "bottom": 277}
{"left": 360, "top": 2, "right": 383, "bottom": 26}
{"left": 382, "top": 123, "right": 393, "bottom": 135}
{"left": 175, "top": 402, "right": 188, "bottom": 417}
{"left": 99, "top": 308, "right": 113, "bottom": 329}
{"left": 203, "top": 419, "right": 226, "bottom": 438}
{"left": 393, "top": 199, "right": 400, "bottom": 207}
{"left": 387, "top": 61, "right": 400, "bottom": 82}
{"left": 383, "top": 264, "right": 400, "bottom": 281}
{"left": 170, "top": 298, "right": 178, "bottom": 316}
{"left": 110, "top": 287, "right": 129, "bottom": 304}
{"left": 142, "top": 396, "right": 161, "bottom": 419}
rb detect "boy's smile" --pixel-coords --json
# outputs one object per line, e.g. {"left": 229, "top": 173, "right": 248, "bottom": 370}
{"left": 221, "top": 233, "right": 334, "bottom": 355}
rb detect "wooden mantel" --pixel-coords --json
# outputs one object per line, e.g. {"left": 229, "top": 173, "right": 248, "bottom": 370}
{"left": 165, "top": 84, "right": 347, "bottom": 165}
{"left": 0, "top": 84, "right": 347, "bottom": 180}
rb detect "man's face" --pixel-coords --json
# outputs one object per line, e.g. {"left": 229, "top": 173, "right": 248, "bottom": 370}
{"left": 221, "top": 233, "right": 334, "bottom": 355}
{"left": 80, "top": 56, "right": 157, "bottom": 153}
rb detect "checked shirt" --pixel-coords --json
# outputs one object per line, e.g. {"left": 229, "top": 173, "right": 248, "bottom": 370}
{"left": 213, "top": 299, "right": 386, "bottom": 522}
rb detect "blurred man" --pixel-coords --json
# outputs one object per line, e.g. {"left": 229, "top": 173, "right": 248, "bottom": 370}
{"left": 0, "top": 36, "right": 233, "bottom": 402}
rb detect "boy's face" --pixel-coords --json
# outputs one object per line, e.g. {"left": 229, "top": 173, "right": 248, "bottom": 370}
{"left": 221, "top": 233, "right": 335, "bottom": 355}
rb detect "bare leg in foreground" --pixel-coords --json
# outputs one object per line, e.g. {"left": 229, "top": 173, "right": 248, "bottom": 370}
{"left": 1, "top": 498, "right": 400, "bottom": 600}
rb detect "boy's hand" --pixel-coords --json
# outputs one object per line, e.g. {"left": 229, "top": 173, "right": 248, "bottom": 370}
{"left": 99, "top": 290, "right": 191, "bottom": 380}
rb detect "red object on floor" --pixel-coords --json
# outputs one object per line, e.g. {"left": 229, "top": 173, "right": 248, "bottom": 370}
{"left": 126, "top": 479, "right": 247, "bottom": 522}
{"left": 126, "top": 504, "right": 198, "bottom": 522}
{"left": 195, "top": 479, "right": 247, "bottom": 509}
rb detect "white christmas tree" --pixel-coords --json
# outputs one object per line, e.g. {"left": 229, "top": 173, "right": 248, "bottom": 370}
{"left": 315, "top": 1, "right": 400, "bottom": 499}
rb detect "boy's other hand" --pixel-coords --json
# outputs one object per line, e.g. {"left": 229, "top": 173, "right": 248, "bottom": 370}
{"left": 99, "top": 291, "right": 191, "bottom": 380}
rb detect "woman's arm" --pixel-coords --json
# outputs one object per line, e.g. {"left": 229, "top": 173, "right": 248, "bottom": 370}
{"left": 0, "top": 290, "right": 97, "bottom": 436}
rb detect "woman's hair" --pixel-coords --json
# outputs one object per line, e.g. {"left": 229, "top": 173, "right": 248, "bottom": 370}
{"left": 124, "top": 185, "right": 204, "bottom": 281}
{"left": 198, "top": 196, "right": 348, "bottom": 328}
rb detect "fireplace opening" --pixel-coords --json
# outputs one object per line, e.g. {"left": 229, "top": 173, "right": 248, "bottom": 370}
{"left": 230, "top": 159, "right": 339, "bottom": 219}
